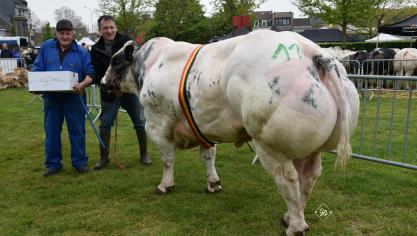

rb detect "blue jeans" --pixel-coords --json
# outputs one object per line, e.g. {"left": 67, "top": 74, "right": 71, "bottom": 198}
{"left": 43, "top": 93, "right": 88, "bottom": 170}
{"left": 99, "top": 93, "right": 145, "bottom": 134}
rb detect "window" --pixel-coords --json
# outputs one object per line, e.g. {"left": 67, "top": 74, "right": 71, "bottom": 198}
{"left": 261, "top": 20, "right": 267, "bottom": 27}
{"left": 253, "top": 21, "right": 259, "bottom": 27}
{"left": 275, "top": 18, "right": 291, "bottom": 26}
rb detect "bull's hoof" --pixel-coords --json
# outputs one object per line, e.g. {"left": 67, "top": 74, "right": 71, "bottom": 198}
{"left": 154, "top": 185, "right": 175, "bottom": 194}
{"left": 280, "top": 218, "right": 289, "bottom": 228}
{"left": 295, "top": 231, "right": 307, "bottom": 236}
{"left": 281, "top": 213, "right": 290, "bottom": 228}
{"left": 166, "top": 185, "right": 175, "bottom": 192}
{"left": 282, "top": 230, "right": 307, "bottom": 236}
{"left": 206, "top": 180, "right": 222, "bottom": 193}
{"left": 282, "top": 225, "right": 309, "bottom": 236}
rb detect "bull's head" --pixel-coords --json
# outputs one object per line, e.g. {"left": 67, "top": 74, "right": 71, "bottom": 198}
{"left": 101, "top": 40, "right": 140, "bottom": 97}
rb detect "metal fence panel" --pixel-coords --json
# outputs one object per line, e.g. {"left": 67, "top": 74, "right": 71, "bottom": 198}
{"left": 348, "top": 74, "right": 417, "bottom": 170}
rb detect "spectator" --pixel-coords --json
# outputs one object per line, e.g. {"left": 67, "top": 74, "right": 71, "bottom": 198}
{"left": 0, "top": 43, "right": 13, "bottom": 58}
{"left": 90, "top": 15, "right": 151, "bottom": 170}
{"left": 12, "top": 47, "right": 22, "bottom": 67}
{"left": 31, "top": 19, "right": 95, "bottom": 177}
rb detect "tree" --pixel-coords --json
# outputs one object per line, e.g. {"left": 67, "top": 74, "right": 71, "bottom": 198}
{"left": 10, "top": 23, "right": 16, "bottom": 36}
{"left": 41, "top": 22, "right": 54, "bottom": 42}
{"left": 295, "top": 0, "right": 377, "bottom": 48}
{"left": 30, "top": 11, "right": 43, "bottom": 34}
{"left": 97, "top": 0, "right": 153, "bottom": 37}
{"left": 209, "top": 0, "right": 266, "bottom": 37}
{"left": 363, "top": 0, "right": 412, "bottom": 37}
{"left": 149, "top": 0, "right": 210, "bottom": 43}
{"left": 54, "top": 7, "right": 88, "bottom": 38}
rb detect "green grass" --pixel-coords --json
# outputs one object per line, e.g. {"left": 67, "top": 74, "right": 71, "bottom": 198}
{"left": 0, "top": 88, "right": 416, "bottom": 235}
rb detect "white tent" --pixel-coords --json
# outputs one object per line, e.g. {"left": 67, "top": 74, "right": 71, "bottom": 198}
{"left": 365, "top": 33, "right": 404, "bottom": 42}
{"left": 77, "top": 37, "right": 95, "bottom": 46}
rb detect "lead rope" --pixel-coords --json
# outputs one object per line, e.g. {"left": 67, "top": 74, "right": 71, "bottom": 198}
{"left": 111, "top": 108, "right": 125, "bottom": 171}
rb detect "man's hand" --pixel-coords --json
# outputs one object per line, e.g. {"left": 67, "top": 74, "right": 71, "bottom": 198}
{"left": 73, "top": 83, "right": 85, "bottom": 95}
{"left": 73, "top": 75, "right": 93, "bottom": 95}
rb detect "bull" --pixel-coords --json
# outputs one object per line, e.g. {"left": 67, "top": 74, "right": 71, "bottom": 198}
{"left": 102, "top": 30, "right": 360, "bottom": 236}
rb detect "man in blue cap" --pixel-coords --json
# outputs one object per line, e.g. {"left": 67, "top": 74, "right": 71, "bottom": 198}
{"left": 32, "top": 19, "right": 95, "bottom": 176}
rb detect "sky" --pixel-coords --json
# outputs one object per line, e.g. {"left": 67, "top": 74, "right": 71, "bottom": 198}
{"left": 26, "top": 0, "right": 303, "bottom": 31}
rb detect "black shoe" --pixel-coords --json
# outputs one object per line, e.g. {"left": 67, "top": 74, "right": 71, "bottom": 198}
{"left": 95, "top": 132, "right": 111, "bottom": 170}
{"left": 94, "top": 158, "right": 109, "bottom": 170}
{"left": 140, "top": 155, "right": 152, "bottom": 165}
{"left": 76, "top": 166, "right": 89, "bottom": 174}
{"left": 43, "top": 168, "right": 61, "bottom": 177}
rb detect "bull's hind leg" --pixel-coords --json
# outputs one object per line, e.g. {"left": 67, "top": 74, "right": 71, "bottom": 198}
{"left": 296, "top": 152, "right": 322, "bottom": 210}
{"left": 200, "top": 146, "right": 221, "bottom": 193}
{"left": 256, "top": 145, "right": 309, "bottom": 236}
{"left": 283, "top": 152, "right": 322, "bottom": 228}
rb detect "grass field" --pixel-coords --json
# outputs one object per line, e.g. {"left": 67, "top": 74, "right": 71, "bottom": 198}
{"left": 0, "top": 88, "right": 416, "bottom": 235}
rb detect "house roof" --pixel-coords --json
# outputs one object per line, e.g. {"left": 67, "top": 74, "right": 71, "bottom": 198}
{"left": 378, "top": 14, "right": 417, "bottom": 36}
{"left": 254, "top": 11, "right": 273, "bottom": 21}
{"left": 209, "top": 27, "right": 250, "bottom": 42}
{"left": 293, "top": 18, "right": 310, "bottom": 27}
{"left": 298, "top": 29, "right": 344, "bottom": 42}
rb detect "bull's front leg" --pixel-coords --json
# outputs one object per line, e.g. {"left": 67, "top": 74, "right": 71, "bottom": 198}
{"left": 155, "top": 140, "right": 176, "bottom": 194}
{"left": 200, "top": 146, "right": 222, "bottom": 193}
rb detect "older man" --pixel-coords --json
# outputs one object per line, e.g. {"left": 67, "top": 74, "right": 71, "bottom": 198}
{"left": 91, "top": 15, "right": 151, "bottom": 170}
{"left": 32, "top": 19, "right": 95, "bottom": 176}
{"left": 0, "top": 43, "right": 13, "bottom": 58}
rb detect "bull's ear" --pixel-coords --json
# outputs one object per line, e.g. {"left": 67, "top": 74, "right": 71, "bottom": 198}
{"left": 124, "top": 45, "right": 134, "bottom": 62}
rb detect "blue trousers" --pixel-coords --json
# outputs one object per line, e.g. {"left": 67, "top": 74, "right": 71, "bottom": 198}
{"left": 43, "top": 93, "right": 87, "bottom": 170}
{"left": 99, "top": 93, "right": 145, "bottom": 134}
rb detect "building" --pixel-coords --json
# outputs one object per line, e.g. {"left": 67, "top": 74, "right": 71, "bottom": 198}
{"left": 253, "top": 11, "right": 273, "bottom": 29}
{"left": 0, "top": 0, "right": 30, "bottom": 38}
{"left": 271, "top": 12, "right": 293, "bottom": 31}
{"left": 253, "top": 11, "right": 325, "bottom": 33}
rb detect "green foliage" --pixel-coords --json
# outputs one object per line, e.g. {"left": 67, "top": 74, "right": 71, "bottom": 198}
{"left": 295, "top": 0, "right": 377, "bottom": 48}
{"left": 41, "top": 23, "right": 54, "bottom": 42}
{"left": 10, "top": 23, "right": 16, "bottom": 36}
{"left": 383, "top": 6, "right": 417, "bottom": 25}
{"left": 295, "top": 0, "right": 414, "bottom": 41}
{"left": 97, "top": 0, "right": 153, "bottom": 37}
{"left": 354, "top": 0, "right": 414, "bottom": 37}
{"left": 319, "top": 40, "right": 417, "bottom": 51}
{"left": 0, "top": 87, "right": 417, "bottom": 235}
{"left": 149, "top": 0, "right": 210, "bottom": 43}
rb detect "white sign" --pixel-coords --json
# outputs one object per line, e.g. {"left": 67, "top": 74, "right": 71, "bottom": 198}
{"left": 28, "top": 71, "right": 78, "bottom": 92}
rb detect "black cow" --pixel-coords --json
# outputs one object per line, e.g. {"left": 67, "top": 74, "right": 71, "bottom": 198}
{"left": 345, "top": 50, "right": 369, "bottom": 74}
{"left": 365, "top": 48, "right": 396, "bottom": 75}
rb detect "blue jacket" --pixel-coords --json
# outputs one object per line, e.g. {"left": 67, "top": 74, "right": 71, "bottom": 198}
{"left": 32, "top": 38, "right": 95, "bottom": 83}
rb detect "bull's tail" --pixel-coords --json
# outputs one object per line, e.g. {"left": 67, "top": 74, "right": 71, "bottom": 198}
{"left": 313, "top": 55, "right": 352, "bottom": 170}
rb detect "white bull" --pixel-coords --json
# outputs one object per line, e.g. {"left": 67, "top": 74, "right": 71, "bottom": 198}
{"left": 102, "top": 30, "right": 359, "bottom": 236}
{"left": 393, "top": 48, "right": 417, "bottom": 76}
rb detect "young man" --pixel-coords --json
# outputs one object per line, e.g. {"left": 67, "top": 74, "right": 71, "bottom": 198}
{"left": 32, "top": 19, "right": 95, "bottom": 176}
{"left": 90, "top": 15, "right": 151, "bottom": 170}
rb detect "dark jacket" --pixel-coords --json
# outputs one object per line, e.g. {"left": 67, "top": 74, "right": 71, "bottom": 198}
{"left": 91, "top": 32, "right": 130, "bottom": 102}
{"left": 0, "top": 48, "right": 13, "bottom": 58}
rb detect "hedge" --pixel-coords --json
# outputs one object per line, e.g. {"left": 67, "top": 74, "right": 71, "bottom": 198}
{"left": 319, "top": 40, "right": 417, "bottom": 51}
